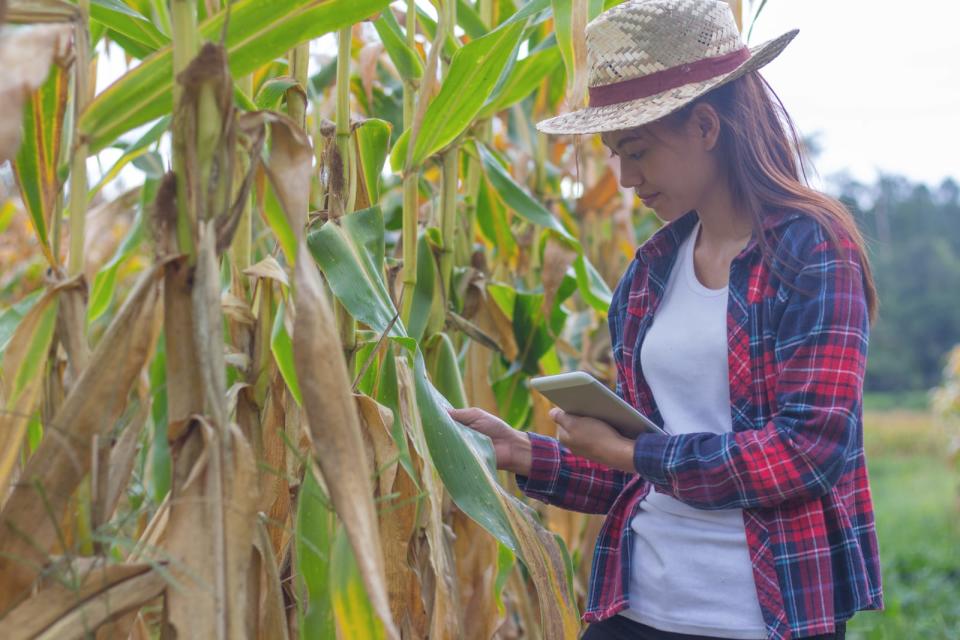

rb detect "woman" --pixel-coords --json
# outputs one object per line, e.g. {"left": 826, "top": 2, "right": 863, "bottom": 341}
{"left": 447, "top": 1, "right": 883, "bottom": 639}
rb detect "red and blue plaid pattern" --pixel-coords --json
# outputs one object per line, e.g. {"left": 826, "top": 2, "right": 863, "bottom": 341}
{"left": 516, "top": 209, "right": 883, "bottom": 639}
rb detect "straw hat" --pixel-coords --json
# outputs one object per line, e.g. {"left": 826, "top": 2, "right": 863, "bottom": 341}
{"left": 536, "top": 0, "right": 798, "bottom": 135}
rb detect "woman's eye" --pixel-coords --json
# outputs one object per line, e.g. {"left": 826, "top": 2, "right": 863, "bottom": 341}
{"left": 628, "top": 150, "right": 645, "bottom": 160}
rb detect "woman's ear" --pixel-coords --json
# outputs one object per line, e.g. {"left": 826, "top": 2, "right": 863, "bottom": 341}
{"left": 689, "top": 102, "right": 721, "bottom": 151}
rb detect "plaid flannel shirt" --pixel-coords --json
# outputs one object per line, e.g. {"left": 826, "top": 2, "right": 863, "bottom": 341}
{"left": 516, "top": 209, "right": 883, "bottom": 639}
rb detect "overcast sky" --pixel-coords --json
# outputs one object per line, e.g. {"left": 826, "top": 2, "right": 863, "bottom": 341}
{"left": 86, "top": 0, "right": 959, "bottom": 196}
{"left": 744, "top": 0, "right": 959, "bottom": 189}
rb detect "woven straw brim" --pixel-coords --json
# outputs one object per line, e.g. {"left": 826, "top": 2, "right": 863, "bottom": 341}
{"left": 536, "top": 29, "right": 799, "bottom": 135}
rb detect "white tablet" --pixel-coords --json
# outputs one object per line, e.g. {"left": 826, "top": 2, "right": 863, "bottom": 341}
{"left": 528, "top": 371, "right": 667, "bottom": 439}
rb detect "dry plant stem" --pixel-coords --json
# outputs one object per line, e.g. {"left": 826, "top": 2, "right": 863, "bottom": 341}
{"left": 231, "top": 75, "right": 253, "bottom": 273}
{"left": 171, "top": 0, "right": 198, "bottom": 258}
{"left": 66, "top": 0, "right": 89, "bottom": 276}
{"left": 333, "top": 28, "right": 358, "bottom": 358}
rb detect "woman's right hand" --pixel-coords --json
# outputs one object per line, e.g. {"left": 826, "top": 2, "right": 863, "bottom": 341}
{"left": 446, "top": 407, "right": 532, "bottom": 476}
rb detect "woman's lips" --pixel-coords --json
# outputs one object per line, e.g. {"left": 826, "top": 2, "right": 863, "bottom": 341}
{"left": 639, "top": 192, "right": 660, "bottom": 206}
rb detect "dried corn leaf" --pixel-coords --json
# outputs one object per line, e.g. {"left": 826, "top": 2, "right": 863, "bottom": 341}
{"left": 0, "top": 286, "right": 59, "bottom": 499}
{"left": 292, "top": 247, "right": 399, "bottom": 640}
{"left": 253, "top": 517, "right": 290, "bottom": 640}
{"left": 453, "top": 508, "right": 504, "bottom": 640}
{"left": 163, "top": 419, "right": 259, "bottom": 640}
{"left": 0, "top": 562, "right": 165, "bottom": 640}
{"left": 540, "top": 235, "right": 577, "bottom": 315}
{"left": 243, "top": 255, "right": 290, "bottom": 288}
{"left": 356, "top": 393, "right": 399, "bottom": 500}
{"left": 0, "top": 260, "right": 165, "bottom": 611}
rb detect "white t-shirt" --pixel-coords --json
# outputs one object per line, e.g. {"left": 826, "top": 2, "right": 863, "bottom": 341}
{"left": 617, "top": 221, "right": 767, "bottom": 639}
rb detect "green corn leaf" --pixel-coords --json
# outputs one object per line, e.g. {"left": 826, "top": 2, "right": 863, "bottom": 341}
{"left": 271, "top": 300, "right": 303, "bottom": 405}
{"left": 477, "top": 142, "right": 573, "bottom": 240}
{"left": 306, "top": 207, "right": 413, "bottom": 349}
{"left": 551, "top": 0, "right": 575, "bottom": 93}
{"left": 355, "top": 118, "right": 392, "bottom": 205}
{"left": 374, "top": 346, "right": 418, "bottom": 483}
{"left": 87, "top": 180, "right": 155, "bottom": 324}
{"left": 90, "top": 116, "right": 169, "bottom": 199}
{"left": 261, "top": 179, "right": 299, "bottom": 267}
{"left": 329, "top": 520, "right": 386, "bottom": 640}
{"left": 406, "top": 230, "right": 444, "bottom": 344}
{"left": 550, "top": 0, "right": 602, "bottom": 97}
{"left": 389, "top": 13, "right": 534, "bottom": 171}
{"left": 297, "top": 468, "right": 336, "bottom": 639}
{"left": 91, "top": 0, "right": 169, "bottom": 57}
{"left": 372, "top": 11, "right": 423, "bottom": 80}
{"left": 478, "top": 143, "right": 612, "bottom": 310}
{"left": 0, "top": 289, "right": 59, "bottom": 496}
{"left": 254, "top": 76, "right": 302, "bottom": 110}
{"left": 424, "top": 332, "right": 468, "bottom": 409}
{"left": 80, "top": 0, "right": 395, "bottom": 153}
{"left": 308, "top": 207, "right": 581, "bottom": 636}
{"left": 478, "top": 44, "right": 562, "bottom": 118}
{"left": 8, "top": 296, "right": 58, "bottom": 399}
{"left": 88, "top": 211, "right": 146, "bottom": 324}
{"left": 573, "top": 252, "right": 612, "bottom": 310}
{"left": 12, "top": 61, "right": 68, "bottom": 267}
{"left": 0, "top": 290, "right": 43, "bottom": 359}
{"left": 148, "top": 333, "right": 171, "bottom": 503}
{"left": 456, "top": 0, "right": 489, "bottom": 38}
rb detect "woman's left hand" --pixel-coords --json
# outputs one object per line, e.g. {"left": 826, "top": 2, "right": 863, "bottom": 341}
{"left": 549, "top": 407, "right": 637, "bottom": 473}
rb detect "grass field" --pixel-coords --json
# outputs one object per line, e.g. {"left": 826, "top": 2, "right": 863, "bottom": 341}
{"left": 846, "top": 410, "right": 960, "bottom": 639}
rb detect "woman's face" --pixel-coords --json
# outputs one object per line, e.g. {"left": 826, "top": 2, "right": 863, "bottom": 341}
{"left": 600, "top": 106, "right": 720, "bottom": 222}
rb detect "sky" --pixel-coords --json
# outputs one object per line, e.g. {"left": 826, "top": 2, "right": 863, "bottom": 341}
{"left": 743, "top": 0, "right": 960, "bottom": 190}
{"left": 83, "top": 0, "right": 959, "bottom": 197}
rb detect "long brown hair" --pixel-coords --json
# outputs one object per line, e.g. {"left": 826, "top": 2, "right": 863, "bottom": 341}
{"left": 664, "top": 71, "right": 879, "bottom": 323}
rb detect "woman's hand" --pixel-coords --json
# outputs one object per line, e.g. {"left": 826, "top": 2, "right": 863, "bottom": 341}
{"left": 549, "top": 408, "right": 637, "bottom": 474}
{"left": 446, "top": 407, "right": 532, "bottom": 476}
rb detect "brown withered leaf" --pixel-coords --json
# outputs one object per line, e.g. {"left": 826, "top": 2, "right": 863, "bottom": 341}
{"left": 243, "top": 255, "right": 290, "bottom": 288}
{"left": 292, "top": 245, "right": 399, "bottom": 640}
{"left": 52, "top": 274, "right": 90, "bottom": 391}
{"left": 576, "top": 167, "right": 620, "bottom": 215}
{"left": 453, "top": 509, "right": 504, "bottom": 640}
{"left": 0, "top": 259, "right": 166, "bottom": 612}
{"left": 540, "top": 235, "right": 577, "bottom": 315}
{"left": 0, "top": 285, "right": 60, "bottom": 500}
{"left": 355, "top": 393, "right": 399, "bottom": 500}
{"left": 163, "top": 419, "right": 259, "bottom": 640}
{"left": 378, "top": 444, "right": 427, "bottom": 639}
{"left": 253, "top": 517, "right": 290, "bottom": 640}
{"left": 238, "top": 111, "right": 313, "bottom": 240}
{"left": 163, "top": 255, "right": 204, "bottom": 436}
{"left": 0, "top": 562, "right": 165, "bottom": 640}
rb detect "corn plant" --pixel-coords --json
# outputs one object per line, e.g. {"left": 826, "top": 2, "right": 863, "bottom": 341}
{"left": 0, "top": 0, "right": 748, "bottom": 638}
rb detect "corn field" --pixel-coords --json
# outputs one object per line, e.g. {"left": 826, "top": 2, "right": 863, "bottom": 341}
{"left": 0, "top": 1, "right": 755, "bottom": 638}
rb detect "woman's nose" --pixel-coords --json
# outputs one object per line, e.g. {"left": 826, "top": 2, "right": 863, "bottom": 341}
{"left": 618, "top": 164, "right": 643, "bottom": 189}
{"left": 612, "top": 156, "right": 641, "bottom": 189}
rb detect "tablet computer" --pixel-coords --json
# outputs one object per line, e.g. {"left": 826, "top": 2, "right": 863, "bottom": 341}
{"left": 528, "top": 371, "right": 667, "bottom": 438}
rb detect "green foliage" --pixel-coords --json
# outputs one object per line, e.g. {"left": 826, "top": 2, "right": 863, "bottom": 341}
{"left": 848, "top": 411, "right": 960, "bottom": 638}
{"left": 297, "top": 468, "right": 336, "bottom": 638}
{"left": 839, "top": 177, "right": 960, "bottom": 392}
{"left": 81, "top": 0, "right": 395, "bottom": 151}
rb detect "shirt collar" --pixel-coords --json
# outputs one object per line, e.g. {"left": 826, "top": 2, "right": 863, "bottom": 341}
{"left": 635, "top": 209, "right": 802, "bottom": 264}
